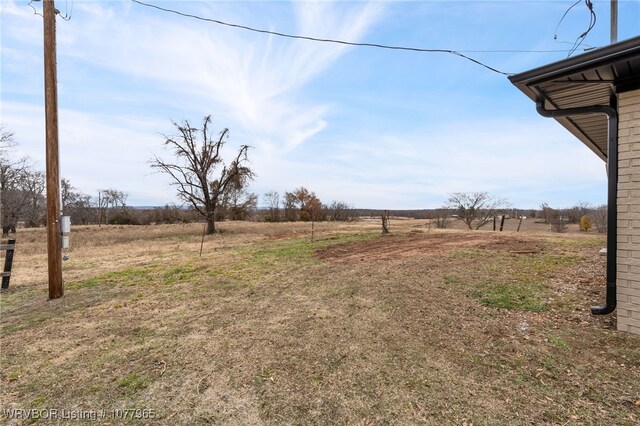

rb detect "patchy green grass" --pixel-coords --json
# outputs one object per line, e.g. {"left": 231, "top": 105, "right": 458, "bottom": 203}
{"left": 0, "top": 286, "right": 38, "bottom": 312}
{"left": 249, "top": 232, "right": 378, "bottom": 262}
{"left": 69, "top": 262, "right": 221, "bottom": 289}
{"left": 209, "top": 231, "right": 379, "bottom": 282}
{"left": 476, "top": 281, "right": 548, "bottom": 312}
{"left": 447, "top": 249, "right": 485, "bottom": 261}
{"left": 511, "top": 253, "right": 583, "bottom": 277}
{"left": 547, "top": 335, "right": 571, "bottom": 351}
{"left": 443, "top": 274, "right": 462, "bottom": 285}
{"left": 441, "top": 251, "right": 582, "bottom": 313}
{"left": 161, "top": 264, "right": 208, "bottom": 284}
{"left": 69, "top": 267, "right": 153, "bottom": 289}
{"left": 117, "top": 373, "right": 151, "bottom": 397}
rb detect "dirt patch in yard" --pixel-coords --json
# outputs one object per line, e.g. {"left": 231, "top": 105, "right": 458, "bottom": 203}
{"left": 316, "top": 231, "right": 544, "bottom": 262}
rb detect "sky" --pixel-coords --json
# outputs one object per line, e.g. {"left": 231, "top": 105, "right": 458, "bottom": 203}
{"left": 1, "top": 0, "right": 639, "bottom": 209}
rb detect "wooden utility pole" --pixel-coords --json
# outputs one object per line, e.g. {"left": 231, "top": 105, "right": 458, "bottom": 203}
{"left": 611, "top": 0, "right": 618, "bottom": 43}
{"left": 43, "top": 0, "right": 63, "bottom": 299}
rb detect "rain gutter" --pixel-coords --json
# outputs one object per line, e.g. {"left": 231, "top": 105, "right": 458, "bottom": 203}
{"left": 535, "top": 99, "right": 617, "bottom": 315}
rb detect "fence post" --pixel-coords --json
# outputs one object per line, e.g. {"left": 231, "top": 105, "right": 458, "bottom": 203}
{"left": 1, "top": 238, "right": 16, "bottom": 289}
{"left": 499, "top": 215, "right": 506, "bottom": 232}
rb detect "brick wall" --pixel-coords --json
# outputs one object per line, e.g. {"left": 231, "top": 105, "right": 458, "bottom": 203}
{"left": 617, "top": 89, "right": 640, "bottom": 335}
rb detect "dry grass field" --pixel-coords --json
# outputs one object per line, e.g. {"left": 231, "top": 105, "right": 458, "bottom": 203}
{"left": 1, "top": 219, "right": 639, "bottom": 425}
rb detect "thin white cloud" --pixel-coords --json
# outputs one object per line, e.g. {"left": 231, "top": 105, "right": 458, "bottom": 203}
{"left": 50, "top": 0, "right": 384, "bottom": 154}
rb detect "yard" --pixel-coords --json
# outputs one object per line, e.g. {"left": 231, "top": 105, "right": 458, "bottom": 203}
{"left": 1, "top": 219, "right": 639, "bottom": 424}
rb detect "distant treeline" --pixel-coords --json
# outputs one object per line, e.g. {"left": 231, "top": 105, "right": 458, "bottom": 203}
{"left": 77, "top": 204, "right": 602, "bottom": 228}
{"left": 351, "top": 208, "right": 542, "bottom": 220}
{"left": 353, "top": 203, "right": 607, "bottom": 234}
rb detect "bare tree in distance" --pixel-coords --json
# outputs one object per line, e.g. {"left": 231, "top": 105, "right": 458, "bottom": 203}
{"left": 97, "top": 189, "right": 128, "bottom": 225}
{"left": 61, "top": 178, "right": 78, "bottom": 212}
{"left": 2, "top": 168, "right": 34, "bottom": 234}
{"left": 60, "top": 178, "right": 93, "bottom": 224}
{"left": 327, "top": 200, "right": 354, "bottom": 222}
{"left": 592, "top": 204, "right": 607, "bottom": 233}
{"left": 431, "top": 208, "right": 451, "bottom": 229}
{"left": 381, "top": 210, "right": 390, "bottom": 234}
{"left": 151, "top": 116, "right": 254, "bottom": 234}
{"left": 1, "top": 168, "right": 46, "bottom": 231}
{"left": 96, "top": 190, "right": 109, "bottom": 226}
{"left": 539, "top": 203, "right": 553, "bottom": 224}
{"left": 566, "top": 201, "right": 591, "bottom": 224}
{"left": 1, "top": 126, "right": 23, "bottom": 234}
{"left": 0, "top": 125, "right": 16, "bottom": 166}
{"left": 22, "top": 171, "right": 46, "bottom": 227}
{"left": 446, "top": 192, "right": 509, "bottom": 230}
{"left": 263, "top": 191, "right": 281, "bottom": 222}
{"left": 548, "top": 207, "right": 568, "bottom": 233}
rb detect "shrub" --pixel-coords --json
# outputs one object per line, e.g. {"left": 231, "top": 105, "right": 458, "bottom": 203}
{"left": 109, "top": 209, "right": 141, "bottom": 225}
{"left": 548, "top": 208, "right": 567, "bottom": 233}
{"left": 579, "top": 215, "right": 593, "bottom": 232}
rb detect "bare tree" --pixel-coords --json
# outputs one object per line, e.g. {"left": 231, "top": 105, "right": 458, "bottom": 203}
{"left": 70, "top": 193, "right": 94, "bottom": 225}
{"left": 566, "top": 201, "right": 591, "bottom": 224}
{"left": 327, "top": 201, "right": 353, "bottom": 222}
{"left": 381, "top": 210, "right": 390, "bottom": 234}
{"left": 151, "top": 116, "right": 254, "bottom": 234}
{"left": 96, "top": 190, "right": 109, "bottom": 226}
{"left": 22, "top": 171, "right": 46, "bottom": 227}
{"left": 1, "top": 168, "right": 32, "bottom": 235}
{"left": 263, "top": 191, "right": 281, "bottom": 222}
{"left": 431, "top": 208, "right": 451, "bottom": 229}
{"left": 446, "top": 192, "right": 509, "bottom": 230}
{"left": 546, "top": 207, "right": 568, "bottom": 233}
{"left": 0, "top": 125, "right": 14, "bottom": 153}
{"left": 59, "top": 178, "right": 93, "bottom": 224}
{"left": 61, "top": 178, "right": 77, "bottom": 212}
{"left": 0, "top": 126, "right": 28, "bottom": 234}
{"left": 592, "top": 204, "right": 607, "bottom": 233}
{"left": 95, "top": 189, "right": 128, "bottom": 225}
{"left": 539, "top": 203, "right": 553, "bottom": 224}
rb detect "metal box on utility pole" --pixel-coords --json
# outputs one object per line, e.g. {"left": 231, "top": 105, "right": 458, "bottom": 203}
{"left": 60, "top": 215, "right": 70, "bottom": 249}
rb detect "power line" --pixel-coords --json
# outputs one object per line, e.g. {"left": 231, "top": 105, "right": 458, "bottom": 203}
{"left": 131, "top": 0, "right": 517, "bottom": 76}
{"left": 553, "top": 0, "right": 597, "bottom": 58}
{"left": 554, "top": 39, "right": 595, "bottom": 50}
{"left": 27, "top": 0, "right": 43, "bottom": 17}
{"left": 567, "top": 0, "right": 596, "bottom": 57}
{"left": 57, "top": 0, "right": 74, "bottom": 21}
{"left": 26, "top": 0, "right": 73, "bottom": 20}
{"left": 554, "top": 0, "right": 581, "bottom": 41}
